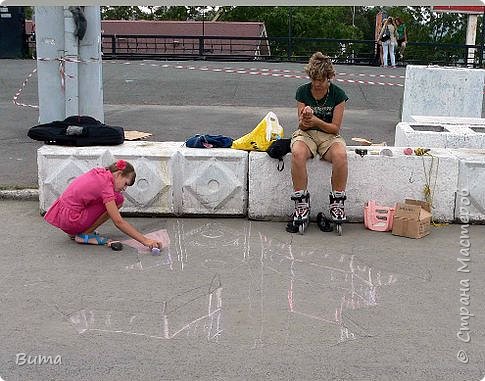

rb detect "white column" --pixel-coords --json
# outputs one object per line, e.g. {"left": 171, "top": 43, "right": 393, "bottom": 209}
{"left": 63, "top": 6, "right": 79, "bottom": 117}
{"left": 35, "top": 6, "right": 64, "bottom": 123}
{"left": 35, "top": 6, "right": 104, "bottom": 123}
{"left": 78, "top": 6, "right": 104, "bottom": 122}
{"left": 466, "top": 15, "right": 478, "bottom": 67}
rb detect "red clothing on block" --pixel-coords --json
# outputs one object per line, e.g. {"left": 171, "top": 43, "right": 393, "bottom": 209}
{"left": 44, "top": 167, "right": 124, "bottom": 235}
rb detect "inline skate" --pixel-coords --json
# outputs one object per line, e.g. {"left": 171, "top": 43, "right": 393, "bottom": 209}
{"left": 286, "top": 190, "right": 310, "bottom": 235}
{"left": 329, "top": 191, "right": 346, "bottom": 236}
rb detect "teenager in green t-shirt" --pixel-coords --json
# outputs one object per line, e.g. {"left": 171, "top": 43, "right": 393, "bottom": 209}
{"left": 395, "top": 17, "right": 407, "bottom": 60}
{"left": 287, "top": 51, "right": 349, "bottom": 234}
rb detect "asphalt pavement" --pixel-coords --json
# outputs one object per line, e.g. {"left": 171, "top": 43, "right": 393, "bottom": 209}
{"left": 2, "top": 58, "right": 406, "bottom": 188}
{"left": 1, "top": 200, "right": 485, "bottom": 380}
{"left": 1, "top": 59, "right": 485, "bottom": 381}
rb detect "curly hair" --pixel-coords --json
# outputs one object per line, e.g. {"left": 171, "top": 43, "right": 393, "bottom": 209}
{"left": 305, "top": 52, "right": 336, "bottom": 81}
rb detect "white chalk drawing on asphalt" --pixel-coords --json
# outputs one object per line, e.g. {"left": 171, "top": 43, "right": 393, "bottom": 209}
{"left": 182, "top": 221, "right": 249, "bottom": 271}
{"left": 124, "top": 247, "right": 174, "bottom": 272}
{"left": 123, "top": 228, "right": 174, "bottom": 272}
{"left": 121, "top": 229, "right": 171, "bottom": 254}
{"left": 124, "top": 221, "right": 249, "bottom": 273}
{"left": 68, "top": 220, "right": 397, "bottom": 345}
{"left": 68, "top": 275, "right": 222, "bottom": 341}
{"left": 257, "top": 232, "right": 397, "bottom": 344}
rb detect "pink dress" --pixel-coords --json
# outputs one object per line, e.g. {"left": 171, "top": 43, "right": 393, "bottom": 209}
{"left": 44, "top": 168, "right": 124, "bottom": 235}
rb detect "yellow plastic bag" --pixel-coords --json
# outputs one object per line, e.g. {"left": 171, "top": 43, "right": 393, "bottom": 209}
{"left": 231, "top": 111, "right": 284, "bottom": 151}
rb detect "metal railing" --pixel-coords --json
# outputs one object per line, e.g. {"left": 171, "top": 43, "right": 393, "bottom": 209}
{"left": 26, "top": 34, "right": 485, "bottom": 68}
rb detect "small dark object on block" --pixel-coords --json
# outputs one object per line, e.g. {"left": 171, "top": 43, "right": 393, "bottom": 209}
{"left": 355, "top": 148, "right": 368, "bottom": 157}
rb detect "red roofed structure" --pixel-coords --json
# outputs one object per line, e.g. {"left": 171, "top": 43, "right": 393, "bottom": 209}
{"left": 101, "top": 20, "right": 270, "bottom": 59}
{"left": 26, "top": 20, "right": 270, "bottom": 59}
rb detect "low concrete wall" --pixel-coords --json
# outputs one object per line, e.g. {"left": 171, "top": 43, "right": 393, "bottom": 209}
{"left": 38, "top": 142, "right": 482, "bottom": 222}
{"left": 38, "top": 141, "right": 248, "bottom": 216}
{"left": 249, "top": 147, "right": 458, "bottom": 222}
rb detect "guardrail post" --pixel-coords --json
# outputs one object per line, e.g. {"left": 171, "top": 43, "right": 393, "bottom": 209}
{"left": 112, "top": 34, "right": 116, "bottom": 57}
{"left": 199, "top": 36, "right": 204, "bottom": 57}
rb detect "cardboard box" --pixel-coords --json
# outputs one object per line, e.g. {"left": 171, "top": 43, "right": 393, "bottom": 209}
{"left": 391, "top": 199, "right": 432, "bottom": 239}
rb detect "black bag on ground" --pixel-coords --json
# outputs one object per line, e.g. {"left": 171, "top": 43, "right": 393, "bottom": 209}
{"left": 27, "top": 115, "right": 124, "bottom": 146}
{"left": 266, "top": 138, "right": 291, "bottom": 171}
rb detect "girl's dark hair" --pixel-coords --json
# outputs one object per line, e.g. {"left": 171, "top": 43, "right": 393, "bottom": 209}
{"left": 107, "top": 160, "right": 136, "bottom": 186}
{"left": 305, "top": 52, "right": 336, "bottom": 81}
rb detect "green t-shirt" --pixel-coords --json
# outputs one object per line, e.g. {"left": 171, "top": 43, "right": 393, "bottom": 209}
{"left": 396, "top": 24, "right": 406, "bottom": 40}
{"left": 295, "top": 82, "right": 349, "bottom": 124}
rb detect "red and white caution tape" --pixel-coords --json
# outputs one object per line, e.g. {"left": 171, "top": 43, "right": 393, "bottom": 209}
{"left": 12, "top": 67, "right": 38, "bottom": 109}
{"left": 13, "top": 58, "right": 404, "bottom": 109}
{"left": 12, "top": 56, "right": 101, "bottom": 109}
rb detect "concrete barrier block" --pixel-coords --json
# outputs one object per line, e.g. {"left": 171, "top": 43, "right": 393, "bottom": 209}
{"left": 402, "top": 65, "right": 485, "bottom": 123}
{"left": 176, "top": 148, "right": 248, "bottom": 215}
{"left": 39, "top": 145, "right": 114, "bottom": 213}
{"left": 453, "top": 149, "right": 485, "bottom": 222}
{"left": 38, "top": 142, "right": 180, "bottom": 214}
{"left": 349, "top": 148, "right": 457, "bottom": 222}
{"left": 395, "top": 122, "right": 447, "bottom": 148}
{"left": 395, "top": 122, "right": 483, "bottom": 149}
{"left": 120, "top": 142, "right": 179, "bottom": 214}
{"left": 248, "top": 147, "right": 458, "bottom": 222}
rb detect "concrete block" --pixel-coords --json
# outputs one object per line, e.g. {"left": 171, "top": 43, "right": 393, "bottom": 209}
{"left": 38, "top": 142, "right": 248, "bottom": 216}
{"left": 176, "top": 147, "right": 248, "bottom": 215}
{"left": 453, "top": 149, "right": 485, "bottom": 222}
{"left": 402, "top": 65, "right": 485, "bottom": 123}
{"left": 394, "top": 122, "right": 485, "bottom": 149}
{"left": 248, "top": 147, "right": 458, "bottom": 222}
{"left": 38, "top": 141, "right": 179, "bottom": 214}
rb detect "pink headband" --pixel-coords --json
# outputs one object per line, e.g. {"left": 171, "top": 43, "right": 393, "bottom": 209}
{"left": 116, "top": 160, "right": 127, "bottom": 171}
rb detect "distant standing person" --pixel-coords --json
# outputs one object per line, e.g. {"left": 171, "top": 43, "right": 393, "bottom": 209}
{"left": 395, "top": 17, "right": 408, "bottom": 60}
{"left": 378, "top": 17, "right": 398, "bottom": 68}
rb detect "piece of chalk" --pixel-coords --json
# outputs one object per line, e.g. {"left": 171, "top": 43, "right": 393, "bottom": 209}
{"left": 151, "top": 247, "right": 161, "bottom": 256}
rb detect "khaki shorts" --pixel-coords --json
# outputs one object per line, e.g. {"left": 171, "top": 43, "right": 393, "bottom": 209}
{"left": 291, "top": 129, "right": 346, "bottom": 158}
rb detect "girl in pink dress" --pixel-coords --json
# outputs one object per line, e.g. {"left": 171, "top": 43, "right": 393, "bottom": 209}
{"left": 44, "top": 160, "right": 160, "bottom": 251}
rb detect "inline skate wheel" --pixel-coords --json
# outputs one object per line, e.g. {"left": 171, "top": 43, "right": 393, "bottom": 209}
{"left": 335, "top": 224, "right": 342, "bottom": 236}
{"left": 298, "top": 223, "right": 305, "bottom": 235}
{"left": 317, "top": 212, "right": 333, "bottom": 232}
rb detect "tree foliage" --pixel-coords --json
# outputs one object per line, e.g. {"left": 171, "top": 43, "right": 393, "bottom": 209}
{"left": 25, "top": 5, "right": 481, "bottom": 45}
{"left": 101, "top": 6, "right": 145, "bottom": 21}
{"left": 220, "top": 6, "right": 363, "bottom": 40}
